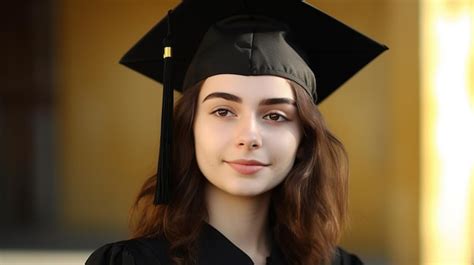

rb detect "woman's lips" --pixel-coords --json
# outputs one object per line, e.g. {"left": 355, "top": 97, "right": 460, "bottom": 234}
{"left": 225, "top": 160, "right": 269, "bottom": 175}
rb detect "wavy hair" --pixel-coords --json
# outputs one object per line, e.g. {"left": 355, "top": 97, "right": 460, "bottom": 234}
{"left": 129, "top": 80, "right": 349, "bottom": 265}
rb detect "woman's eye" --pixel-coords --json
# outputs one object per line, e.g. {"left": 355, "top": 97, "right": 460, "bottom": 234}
{"left": 212, "top": 108, "right": 234, "bottom": 117}
{"left": 264, "top": 113, "right": 288, "bottom": 121}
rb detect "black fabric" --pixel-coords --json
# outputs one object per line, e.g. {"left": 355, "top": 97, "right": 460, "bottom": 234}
{"left": 119, "top": 0, "right": 387, "bottom": 104}
{"left": 86, "top": 223, "right": 364, "bottom": 265}
{"left": 182, "top": 15, "right": 317, "bottom": 101}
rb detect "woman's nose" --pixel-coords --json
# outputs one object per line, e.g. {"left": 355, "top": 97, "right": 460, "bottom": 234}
{"left": 235, "top": 114, "right": 262, "bottom": 150}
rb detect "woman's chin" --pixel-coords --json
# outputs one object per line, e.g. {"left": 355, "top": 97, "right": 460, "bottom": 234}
{"left": 216, "top": 182, "right": 272, "bottom": 198}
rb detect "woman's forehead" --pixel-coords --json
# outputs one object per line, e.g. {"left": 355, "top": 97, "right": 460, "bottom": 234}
{"left": 199, "top": 74, "right": 295, "bottom": 101}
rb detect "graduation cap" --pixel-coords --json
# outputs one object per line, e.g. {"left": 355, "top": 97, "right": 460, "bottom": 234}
{"left": 120, "top": 0, "right": 388, "bottom": 204}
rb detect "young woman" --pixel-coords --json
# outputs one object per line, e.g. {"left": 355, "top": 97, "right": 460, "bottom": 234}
{"left": 86, "top": 1, "right": 387, "bottom": 265}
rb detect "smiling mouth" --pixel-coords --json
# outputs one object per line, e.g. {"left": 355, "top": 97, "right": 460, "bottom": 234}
{"left": 224, "top": 160, "right": 270, "bottom": 175}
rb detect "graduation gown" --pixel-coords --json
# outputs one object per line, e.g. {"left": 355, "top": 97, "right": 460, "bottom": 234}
{"left": 86, "top": 223, "right": 363, "bottom": 265}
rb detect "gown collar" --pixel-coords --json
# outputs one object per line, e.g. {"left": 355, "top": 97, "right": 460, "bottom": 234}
{"left": 198, "top": 223, "right": 286, "bottom": 265}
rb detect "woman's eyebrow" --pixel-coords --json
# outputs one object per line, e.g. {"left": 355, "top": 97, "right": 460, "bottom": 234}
{"left": 202, "top": 92, "right": 242, "bottom": 103}
{"left": 202, "top": 92, "right": 296, "bottom": 106}
{"left": 259, "top": 98, "right": 296, "bottom": 106}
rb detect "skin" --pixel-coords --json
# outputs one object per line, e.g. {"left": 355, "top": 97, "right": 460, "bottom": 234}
{"left": 193, "top": 74, "right": 303, "bottom": 265}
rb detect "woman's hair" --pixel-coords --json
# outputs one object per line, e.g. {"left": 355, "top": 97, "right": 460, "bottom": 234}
{"left": 129, "top": 80, "right": 349, "bottom": 265}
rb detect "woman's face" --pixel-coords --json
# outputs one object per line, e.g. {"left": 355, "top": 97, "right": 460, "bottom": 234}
{"left": 193, "top": 74, "right": 303, "bottom": 197}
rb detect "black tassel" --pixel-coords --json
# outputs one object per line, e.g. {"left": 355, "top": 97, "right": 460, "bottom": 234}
{"left": 155, "top": 10, "right": 174, "bottom": 205}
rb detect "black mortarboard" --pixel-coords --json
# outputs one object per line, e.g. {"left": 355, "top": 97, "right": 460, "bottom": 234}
{"left": 120, "top": 0, "right": 388, "bottom": 204}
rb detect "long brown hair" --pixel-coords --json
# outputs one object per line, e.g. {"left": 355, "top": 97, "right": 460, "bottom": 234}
{"left": 129, "top": 80, "right": 349, "bottom": 265}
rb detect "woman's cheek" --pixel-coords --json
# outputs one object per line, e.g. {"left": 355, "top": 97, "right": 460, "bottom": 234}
{"left": 272, "top": 130, "right": 300, "bottom": 157}
{"left": 197, "top": 119, "right": 231, "bottom": 153}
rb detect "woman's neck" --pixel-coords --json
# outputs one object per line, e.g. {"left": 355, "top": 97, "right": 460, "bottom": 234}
{"left": 204, "top": 182, "right": 271, "bottom": 265}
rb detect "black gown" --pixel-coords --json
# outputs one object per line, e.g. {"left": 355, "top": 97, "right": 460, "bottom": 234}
{"left": 86, "top": 223, "right": 363, "bottom": 265}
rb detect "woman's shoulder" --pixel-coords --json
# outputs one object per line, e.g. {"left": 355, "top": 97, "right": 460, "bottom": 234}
{"left": 85, "top": 236, "right": 171, "bottom": 265}
{"left": 85, "top": 237, "right": 363, "bottom": 265}
{"left": 332, "top": 247, "right": 364, "bottom": 265}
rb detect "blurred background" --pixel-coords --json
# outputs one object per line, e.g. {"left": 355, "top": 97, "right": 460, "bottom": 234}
{"left": 1, "top": 0, "right": 473, "bottom": 264}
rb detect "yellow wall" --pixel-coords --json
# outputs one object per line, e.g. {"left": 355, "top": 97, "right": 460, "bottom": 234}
{"left": 56, "top": 0, "right": 419, "bottom": 263}
{"left": 56, "top": 0, "right": 181, "bottom": 232}
{"left": 314, "top": 1, "right": 419, "bottom": 264}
